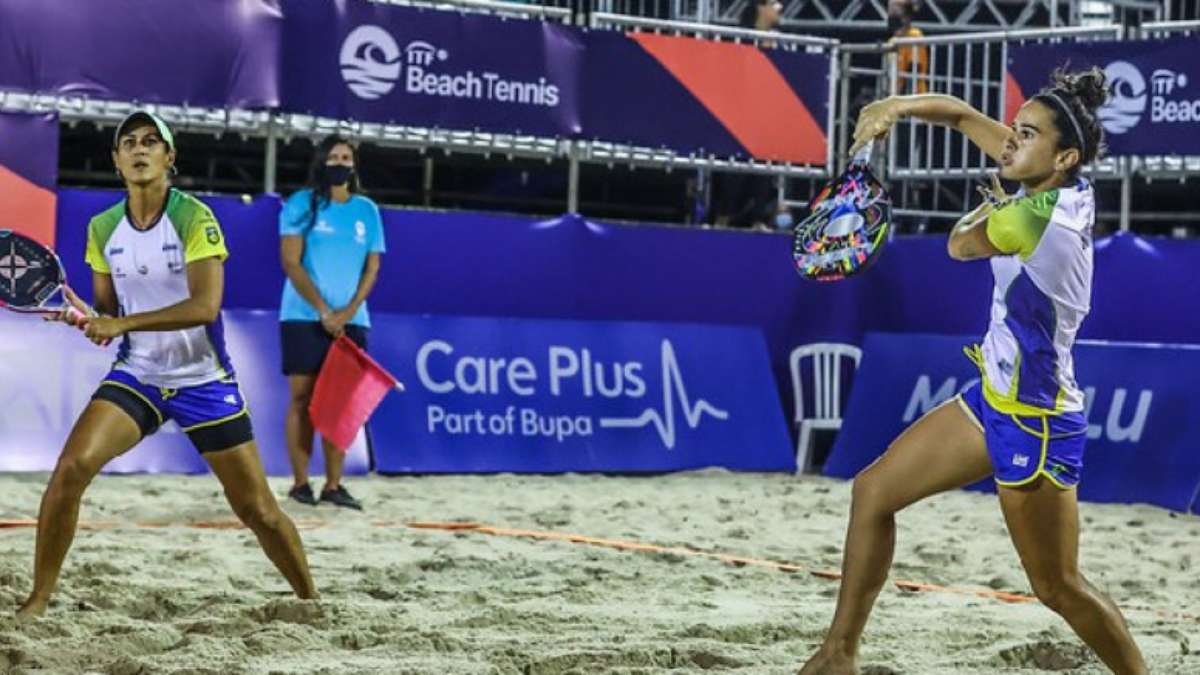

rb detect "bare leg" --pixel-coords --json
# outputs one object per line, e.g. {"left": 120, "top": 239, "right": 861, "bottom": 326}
{"left": 285, "top": 375, "right": 316, "bottom": 489}
{"left": 321, "top": 436, "right": 345, "bottom": 490}
{"left": 798, "top": 399, "right": 993, "bottom": 674}
{"left": 206, "top": 441, "right": 317, "bottom": 599}
{"left": 17, "top": 401, "right": 142, "bottom": 618}
{"left": 998, "top": 479, "right": 1147, "bottom": 675}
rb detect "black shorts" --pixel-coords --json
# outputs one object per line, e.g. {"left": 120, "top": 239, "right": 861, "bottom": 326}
{"left": 281, "top": 320, "right": 369, "bottom": 376}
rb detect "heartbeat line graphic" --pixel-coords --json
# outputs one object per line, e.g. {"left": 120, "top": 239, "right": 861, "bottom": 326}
{"left": 598, "top": 340, "right": 728, "bottom": 449}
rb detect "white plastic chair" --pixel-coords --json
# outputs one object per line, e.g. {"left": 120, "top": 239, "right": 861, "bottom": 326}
{"left": 789, "top": 343, "right": 862, "bottom": 474}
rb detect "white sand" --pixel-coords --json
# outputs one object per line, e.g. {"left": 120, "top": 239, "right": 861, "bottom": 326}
{"left": 0, "top": 470, "right": 1196, "bottom": 674}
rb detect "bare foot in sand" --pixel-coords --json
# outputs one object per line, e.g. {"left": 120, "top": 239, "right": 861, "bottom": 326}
{"left": 15, "top": 596, "right": 48, "bottom": 621}
{"left": 797, "top": 648, "right": 858, "bottom": 675}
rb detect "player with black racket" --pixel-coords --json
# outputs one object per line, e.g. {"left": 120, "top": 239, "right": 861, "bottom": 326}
{"left": 17, "top": 111, "right": 318, "bottom": 618}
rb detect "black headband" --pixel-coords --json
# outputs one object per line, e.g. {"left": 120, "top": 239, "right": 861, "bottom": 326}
{"left": 1041, "top": 91, "right": 1088, "bottom": 159}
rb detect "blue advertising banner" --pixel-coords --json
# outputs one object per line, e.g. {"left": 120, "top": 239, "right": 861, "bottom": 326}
{"left": 280, "top": 0, "right": 583, "bottom": 137}
{"left": 1006, "top": 37, "right": 1200, "bottom": 156}
{"left": 365, "top": 315, "right": 795, "bottom": 473}
{"left": 52, "top": 191, "right": 1200, "bottom": 478}
{"left": 0, "top": 0, "right": 281, "bottom": 109}
{"left": 825, "top": 333, "right": 1200, "bottom": 512}
{"left": 0, "top": 310, "right": 369, "bottom": 477}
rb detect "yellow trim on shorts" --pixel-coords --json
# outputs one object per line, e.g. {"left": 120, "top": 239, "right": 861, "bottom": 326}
{"left": 100, "top": 379, "right": 165, "bottom": 427}
{"left": 955, "top": 394, "right": 985, "bottom": 434}
{"left": 994, "top": 415, "right": 1073, "bottom": 490}
{"left": 180, "top": 407, "right": 248, "bottom": 433}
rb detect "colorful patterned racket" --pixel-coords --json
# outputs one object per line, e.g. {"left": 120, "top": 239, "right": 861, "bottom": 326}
{"left": 792, "top": 141, "right": 893, "bottom": 282}
{"left": 0, "top": 229, "right": 91, "bottom": 321}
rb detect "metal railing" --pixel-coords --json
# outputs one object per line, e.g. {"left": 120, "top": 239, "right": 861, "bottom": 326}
{"left": 852, "top": 25, "right": 1132, "bottom": 228}
{"left": 3, "top": 4, "right": 1200, "bottom": 229}
{"left": 379, "top": 0, "right": 573, "bottom": 22}
{"left": 545, "top": 0, "right": 1190, "bottom": 32}
{"left": 886, "top": 25, "right": 1123, "bottom": 180}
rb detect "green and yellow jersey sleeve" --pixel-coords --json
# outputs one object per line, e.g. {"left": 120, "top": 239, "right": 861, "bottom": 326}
{"left": 167, "top": 190, "right": 229, "bottom": 264}
{"left": 986, "top": 190, "right": 1058, "bottom": 260}
{"left": 84, "top": 201, "right": 125, "bottom": 273}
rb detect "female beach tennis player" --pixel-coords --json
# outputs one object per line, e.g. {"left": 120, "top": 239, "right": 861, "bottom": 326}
{"left": 17, "top": 111, "right": 317, "bottom": 618}
{"left": 799, "top": 69, "right": 1148, "bottom": 674}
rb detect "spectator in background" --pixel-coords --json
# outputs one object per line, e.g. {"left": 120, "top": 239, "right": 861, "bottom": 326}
{"left": 279, "top": 136, "right": 386, "bottom": 511}
{"left": 739, "top": 0, "right": 783, "bottom": 35}
{"left": 887, "top": 0, "right": 931, "bottom": 223}
{"left": 888, "top": 0, "right": 929, "bottom": 95}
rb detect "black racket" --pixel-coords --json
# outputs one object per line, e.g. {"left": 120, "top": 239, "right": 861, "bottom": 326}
{"left": 0, "top": 229, "right": 91, "bottom": 321}
{"left": 792, "top": 141, "right": 893, "bottom": 282}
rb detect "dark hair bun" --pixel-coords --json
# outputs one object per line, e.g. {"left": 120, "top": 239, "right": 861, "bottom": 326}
{"left": 1052, "top": 66, "right": 1108, "bottom": 114}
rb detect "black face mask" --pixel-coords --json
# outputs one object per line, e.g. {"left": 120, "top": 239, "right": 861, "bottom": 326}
{"left": 324, "top": 164, "right": 354, "bottom": 186}
{"left": 887, "top": 15, "right": 905, "bottom": 33}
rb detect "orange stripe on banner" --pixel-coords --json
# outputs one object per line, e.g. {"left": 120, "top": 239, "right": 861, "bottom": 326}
{"left": 630, "top": 33, "right": 826, "bottom": 165}
{"left": 1004, "top": 72, "right": 1026, "bottom": 126}
{"left": 0, "top": 165, "right": 56, "bottom": 248}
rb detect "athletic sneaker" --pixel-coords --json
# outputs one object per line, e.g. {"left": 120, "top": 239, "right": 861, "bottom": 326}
{"left": 320, "top": 485, "right": 362, "bottom": 511}
{"left": 288, "top": 483, "right": 317, "bottom": 506}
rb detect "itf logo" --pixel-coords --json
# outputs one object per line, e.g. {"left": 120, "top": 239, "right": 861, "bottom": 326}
{"left": 1100, "top": 60, "right": 1198, "bottom": 134}
{"left": 338, "top": 23, "right": 559, "bottom": 107}
{"left": 339, "top": 25, "right": 402, "bottom": 100}
{"left": 404, "top": 40, "right": 448, "bottom": 68}
{"left": 1100, "top": 60, "right": 1147, "bottom": 134}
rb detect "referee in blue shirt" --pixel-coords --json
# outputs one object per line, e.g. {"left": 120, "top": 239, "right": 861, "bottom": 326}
{"left": 279, "top": 136, "right": 386, "bottom": 510}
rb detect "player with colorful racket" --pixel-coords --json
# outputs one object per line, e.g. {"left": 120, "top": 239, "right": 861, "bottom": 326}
{"left": 799, "top": 69, "right": 1147, "bottom": 675}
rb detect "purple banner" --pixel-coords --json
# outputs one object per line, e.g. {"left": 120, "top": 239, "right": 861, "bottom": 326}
{"left": 0, "top": 309, "right": 370, "bottom": 476}
{"left": 281, "top": 0, "right": 582, "bottom": 137}
{"left": 1006, "top": 37, "right": 1200, "bottom": 156}
{"left": 0, "top": 0, "right": 281, "bottom": 108}
{"left": 0, "top": 111, "right": 58, "bottom": 246}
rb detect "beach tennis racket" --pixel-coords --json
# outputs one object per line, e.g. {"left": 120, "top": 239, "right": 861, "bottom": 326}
{"left": 0, "top": 229, "right": 93, "bottom": 323}
{"left": 792, "top": 141, "right": 893, "bottom": 282}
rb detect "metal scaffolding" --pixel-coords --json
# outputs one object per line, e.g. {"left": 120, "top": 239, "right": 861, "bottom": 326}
{"left": 1, "top": 0, "right": 1198, "bottom": 231}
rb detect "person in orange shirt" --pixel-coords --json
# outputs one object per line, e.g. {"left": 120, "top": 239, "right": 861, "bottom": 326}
{"left": 888, "top": 0, "right": 929, "bottom": 95}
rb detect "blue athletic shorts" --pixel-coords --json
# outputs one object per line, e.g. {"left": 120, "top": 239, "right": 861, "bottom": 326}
{"left": 956, "top": 382, "right": 1087, "bottom": 489}
{"left": 91, "top": 370, "right": 254, "bottom": 453}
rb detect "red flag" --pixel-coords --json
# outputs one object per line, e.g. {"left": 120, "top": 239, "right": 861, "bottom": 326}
{"left": 308, "top": 336, "right": 404, "bottom": 451}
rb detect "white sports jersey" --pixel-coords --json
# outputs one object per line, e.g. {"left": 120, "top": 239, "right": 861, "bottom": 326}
{"left": 974, "top": 178, "right": 1095, "bottom": 415}
{"left": 85, "top": 189, "right": 232, "bottom": 388}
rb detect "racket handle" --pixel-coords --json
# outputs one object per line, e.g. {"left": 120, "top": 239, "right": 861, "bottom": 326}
{"left": 851, "top": 140, "right": 875, "bottom": 166}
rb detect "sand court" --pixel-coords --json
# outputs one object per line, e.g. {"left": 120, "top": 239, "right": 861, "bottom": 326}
{"left": 0, "top": 471, "right": 1195, "bottom": 674}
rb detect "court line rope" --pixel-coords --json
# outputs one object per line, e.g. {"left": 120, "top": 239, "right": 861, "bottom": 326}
{"left": 2, "top": 517, "right": 1195, "bottom": 623}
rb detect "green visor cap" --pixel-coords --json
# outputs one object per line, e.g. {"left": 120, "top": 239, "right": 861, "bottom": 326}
{"left": 113, "top": 111, "right": 175, "bottom": 151}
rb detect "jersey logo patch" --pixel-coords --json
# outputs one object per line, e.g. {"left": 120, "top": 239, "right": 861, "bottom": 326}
{"left": 205, "top": 225, "right": 221, "bottom": 246}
